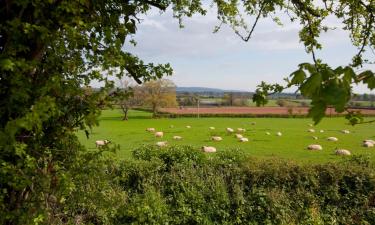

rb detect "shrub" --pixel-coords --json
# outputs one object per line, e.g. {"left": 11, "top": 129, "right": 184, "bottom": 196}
{"left": 113, "top": 146, "right": 375, "bottom": 224}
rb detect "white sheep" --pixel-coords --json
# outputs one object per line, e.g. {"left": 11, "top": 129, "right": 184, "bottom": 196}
{"left": 173, "top": 136, "right": 182, "bottom": 140}
{"left": 319, "top": 130, "right": 324, "bottom": 133}
{"left": 307, "top": 144, "right": 322, "bottom": 151}
{"left": 209, "top": 127, "right": 215, "bottom": 130}
{"left": 146, "top": 128, "right": 155, "bottom": 132}
{"left": 156, "top": 141, "right": 167, "bottom": 147}
{"left": 276, "top": 132, "right": 282, "bottom": 136}
{"left": 226, "top": 127, "right": 234, "bottom": 133}
{"left": 186, "top": 125, "right": 191, "bottom": 129}
{"left": 237, "top": 128, "right": 246, "bottom": 133}
{"left": 211, "top": 136, "right": 223, "bottom": 141}
{"left": 95, "top": 140, "right": 110, "bottom": 148}
{"left": 235, "top": 134, "right": 243, "bottom": 139}
{"left": 312, "top": 136, "right": 318, "bottom": 140}
{"left": 202, "top": 146, "right": 216, "bottom": 153}
{"left": 308, "top": 123, "right": 314, "bottom": 127}
{"left": 335, "top": 149, "right": 351, "bottom": 156}
{"left": 341, "top": 130, "right": 350, "bottom": 134}
{"left": 327, "top": 137, "right": 338, "bottom": 142}
{"left": 265, "top": 132, "right": 271, "bottom": 135}
{"left": 239, "top": 137, "right": 249, "bottom": 142}
{"left": 363, "top": 141, "right": 374, "bottom": 148}
{"left": 363, "top": 140, "right": 375, "bottom": 145}
{"left": 155, "top": 131, "right": 164, "bottom": 138}
{"left": 308, "top": 129, "right": 315, "bottom": 133}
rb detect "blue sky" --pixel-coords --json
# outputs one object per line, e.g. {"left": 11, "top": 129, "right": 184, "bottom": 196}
{"left": 125, "top": 6, "right": 374, "bottom": 94}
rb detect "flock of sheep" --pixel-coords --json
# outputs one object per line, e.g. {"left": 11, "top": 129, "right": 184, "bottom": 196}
{"left": 95, "top": 122, "right": 374, "bottom": 156}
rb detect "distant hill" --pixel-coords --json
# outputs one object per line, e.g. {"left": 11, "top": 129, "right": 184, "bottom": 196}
{"left": 176, "top": 87, "right": 248, "bottom": 93}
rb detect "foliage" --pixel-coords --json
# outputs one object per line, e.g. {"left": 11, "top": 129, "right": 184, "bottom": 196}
{"left": 113, "top": 146, "right": 375, "bottom": 224}
{"left": 139, "top": 79, "right": 178, "bottom": 117}
{"left": 1, "top": 0, "right": 375, "bottom": 223}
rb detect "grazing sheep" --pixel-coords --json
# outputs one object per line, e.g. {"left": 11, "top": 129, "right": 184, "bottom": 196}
{"left": 173, "top": 136, "right": 182, "bottom": 140}
{"left": 308, "top": 123, "right": 313, "bottom": 127}
{"left": 95, "top": 140, "right": 110, "bottom": 148}
{"left": 211, "top": 136, "right": 223, "bottom": 141}
{"left": 226, "top": 127, "right": 234, "bottom": 133}
{"left": 341, "top": 130, "right": 350, "bottom": 134}
{"left": 265, "top": 132, "right": 271, "bottom": 135}
{"left": 239, "top": 137, "right": 249, "bottom": 142}
{"left": 202, "top": 146, "right": 216, "bottom": 153}
{"left": 155, "top": 131, "right": 164, "bottom": 138}
{"left": 237, "top": 128, "right": 246, "bottom": 133}
{"left": 235, "top": 134, "right": 243, "bottom": 139}
{"left": 156, "top": 141, "right": 167, "bottom": 147}
{"left": 186, "top": 125, "right": 191, "bottom": 129}
{"left": 327, "top": 137, "right": 338, "bottom": 142}
{"left": 146, "top": 128, "right": 155, "bottom": 132}
{"left": 307, "top": 144, "right": 322, "bottom": 151}
{"left": 209, "top": 127, "right": 215, "bottom": 130}
{"left": 363, "top": 141, "right": 374, "bottom": 148}
{"left": 276, "top": 132, "right": 282, "bottom": 136}
{"left": 335, "top": 149, "right": 351, "bottom": 156}
{"left": 308, "top": 129, "right": 315, "bottom": 133}
{"left": 319, "top": 129, "right": 324, "bottom": 133}
{"left": 312, "top": 136, "right": 318, "bottom": 140}
{"left": 363, "top": 140, "right": 375, "bottom": 145}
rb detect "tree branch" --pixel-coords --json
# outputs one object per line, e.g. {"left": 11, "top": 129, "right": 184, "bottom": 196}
{"left": 235, "top": 0, "right": 267, "bottom": 42}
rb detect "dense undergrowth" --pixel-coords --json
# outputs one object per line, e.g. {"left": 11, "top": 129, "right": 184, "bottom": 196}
{"left": 2, "top": 145, "right": 375, "bottom": 224}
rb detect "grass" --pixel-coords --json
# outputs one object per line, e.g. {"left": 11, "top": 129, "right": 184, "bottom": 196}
{"left": 77, "top": 109, "right": 375, "bottom": 164}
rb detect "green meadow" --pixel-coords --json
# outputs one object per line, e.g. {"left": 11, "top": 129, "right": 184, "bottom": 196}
{"left": 78, "top": 109, "right": 375, "bottom": 164}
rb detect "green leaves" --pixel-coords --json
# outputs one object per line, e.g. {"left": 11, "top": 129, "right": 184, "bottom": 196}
{"left": 0, "top": 58, "right": 15, "bottom": 71}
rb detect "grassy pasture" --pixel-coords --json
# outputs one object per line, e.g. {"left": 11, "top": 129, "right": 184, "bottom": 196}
{"left": 77, "top": 109, "right": 375, "bottom": 164}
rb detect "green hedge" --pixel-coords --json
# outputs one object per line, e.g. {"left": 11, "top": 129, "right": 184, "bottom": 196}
{"left": 112, "top": 146, "right": 375, "bottom": 224}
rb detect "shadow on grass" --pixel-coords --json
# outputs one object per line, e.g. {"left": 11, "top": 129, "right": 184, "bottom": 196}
{"left": 99, "top": 115, "right": 153, "bottom": 121}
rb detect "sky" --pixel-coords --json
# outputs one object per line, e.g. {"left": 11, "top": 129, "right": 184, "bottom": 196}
{"left": 124, "top": 5, "right": 375, "bottom": 94}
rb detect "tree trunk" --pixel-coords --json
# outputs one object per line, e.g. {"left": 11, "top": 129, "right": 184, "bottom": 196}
{"left": 121, "top": 105, "right": 129, "bottom": 120}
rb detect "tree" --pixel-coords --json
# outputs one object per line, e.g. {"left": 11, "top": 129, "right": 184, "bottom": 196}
{"left": 140, "top": 79, "right": 178, "bottom": 116}
{"left": 115, "top": 78, "right": 143, "bottom": 120}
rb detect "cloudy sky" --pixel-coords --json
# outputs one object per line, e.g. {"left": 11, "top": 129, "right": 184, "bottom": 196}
{"left": 125, "top": 5, "right": 374, "bottom": 94}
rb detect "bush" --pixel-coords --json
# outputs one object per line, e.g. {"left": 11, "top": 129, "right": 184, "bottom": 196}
{"left": 113, "top": 146, "right": 375, "bottom": 224}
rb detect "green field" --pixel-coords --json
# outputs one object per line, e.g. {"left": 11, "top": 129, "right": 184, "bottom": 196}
{"left": 77, "top": 109, "right": 375, "bottom": 164}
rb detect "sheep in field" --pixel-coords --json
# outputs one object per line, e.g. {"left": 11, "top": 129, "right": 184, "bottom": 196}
{"left": 186, "top": 125, "right": 191, "bottom": 129}
{"left": 237, "top": 128, "right": 246, "bottom": 133}
{"left": 155, "top": 132, "right": 164, "bottom": 138}
{"left": 312, "top": 136, "right": 318, "bottom": 140}
{"left": 320, "top": 130, "right": 324, "bottom": 133}
{"left": 308, "top": 129, "right": 315, "bottom": 133}
{"left": 239, "top": 137, "right": 249, "bottom": 142}
{"left": 235, "top": 134, "right": 243, "bottom": 139}
{"left": 156, "top": 141, "right": 167, "bottom": 147}
{"left": 95, "top": 140, "right": 110, "bottom": 148}
{"left": 335, "top": 149, "right": 351, "bottom": 156}
{"left": 202, "top": 146, "right": 216, "bottom": 153}
{"left": 146, "top": 128, "right": 155, "bottom": 132}
{"left": 363, "top": 140, "right": 375, "bottom": 145}
{"left": 363, "top": 141, "right": 374, "bottom": 148}
{"left": 341, "top": 130, "right": 350, "bottom": 134}
{"left": 327, "top": 137, "right": 338, "bottom": 142}
{"left": 211, "top": 136, "right": 223, "bottom": 141}
{"left": 265, "top": 132, "right": 271, "bottom": 135}
{"left": 226, "top": 128, "right": 234, "bottom": 133}
{"left": 173, "top": 136, "right": 182, "bottom": 140}
{"left": 276, "top": 132, "right": 282, "bottom": 136}
{"left": 209, "top": 127, "right": 215, "bottom": 130}
{"left": 307, "top": 144, "right": 322, "bottom": 151}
